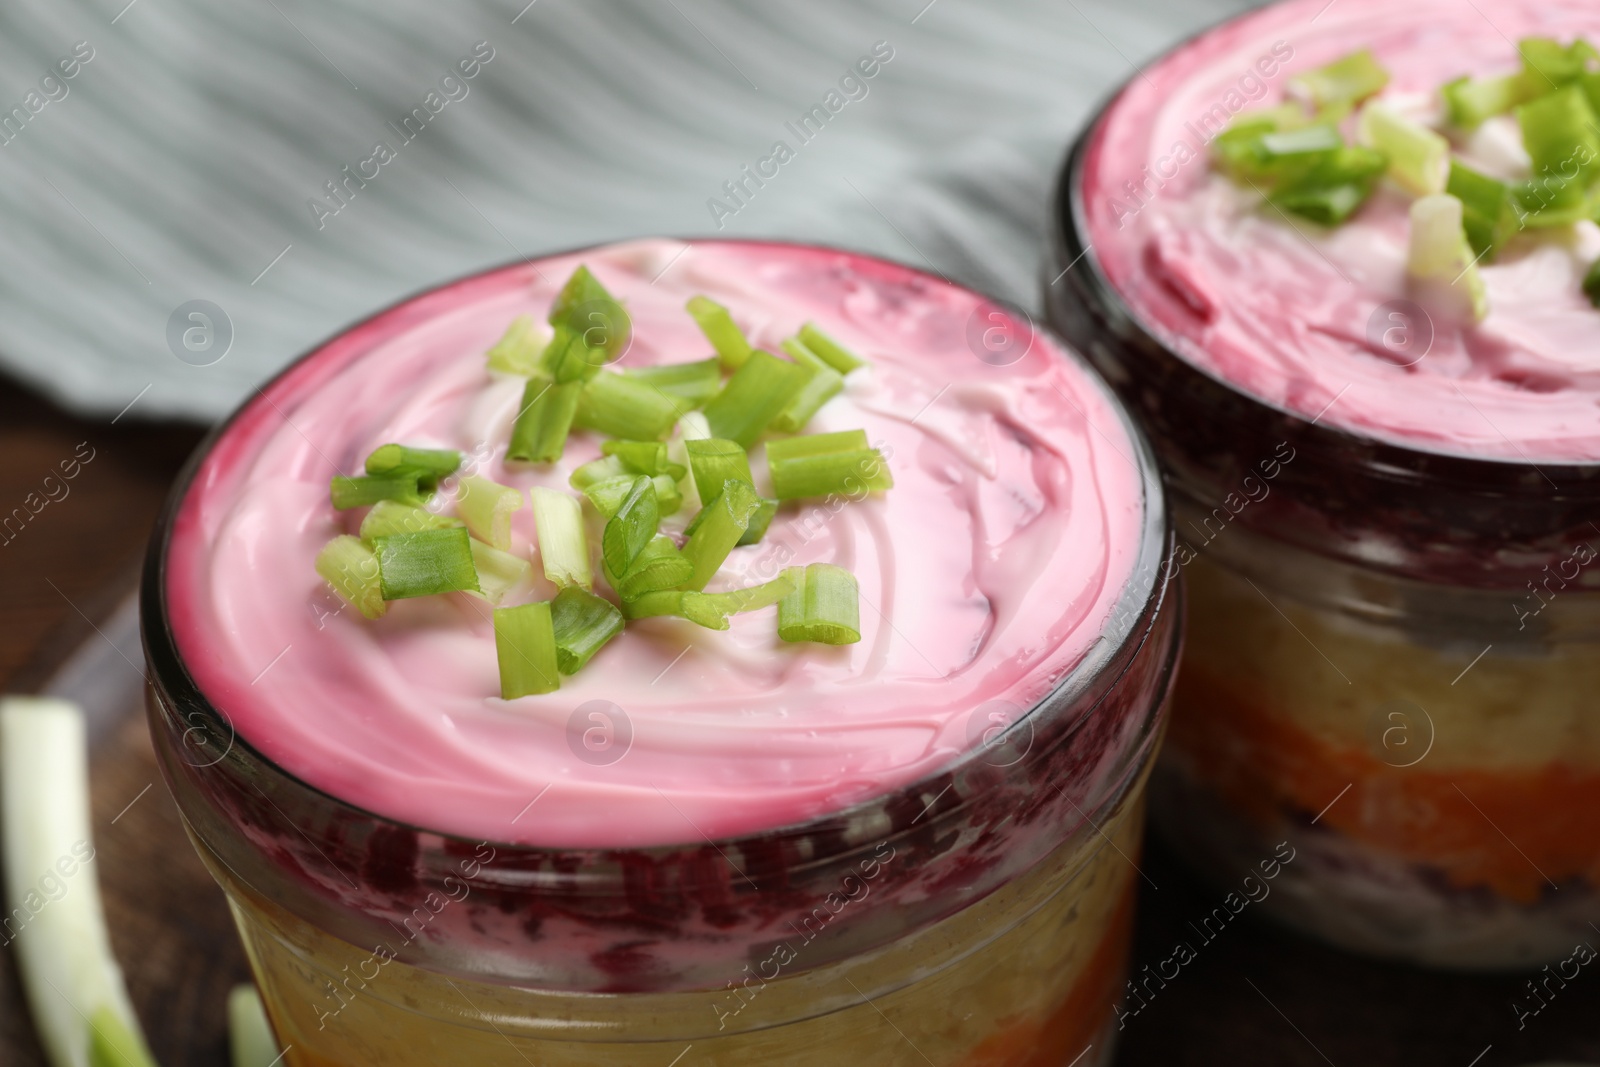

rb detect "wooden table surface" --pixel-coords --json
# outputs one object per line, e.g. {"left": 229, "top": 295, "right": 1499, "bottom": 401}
{"left": 0, "top": 376, "right": 1594, "bottom": 1066}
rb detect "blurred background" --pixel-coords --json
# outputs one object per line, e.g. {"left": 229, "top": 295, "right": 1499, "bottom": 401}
{"left": 1, "top": 0, "right": 1596, "bottom": 1063}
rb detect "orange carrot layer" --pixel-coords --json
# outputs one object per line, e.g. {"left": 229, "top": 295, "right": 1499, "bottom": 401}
{"left": 1170, "top": 666, "right": 1600, "bottom": 903}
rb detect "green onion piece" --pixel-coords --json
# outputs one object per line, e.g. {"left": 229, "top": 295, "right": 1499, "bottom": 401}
{"left": 1519, "top": 37, "right": 1595, "bottom": 91}
{"left": 653, "top": 472, "right": 683, "bottom": 516}
{"left": 456, "top": 476, "right": 524, "bottom": 552}
{"left": 529, "top": 487, "right": 593, "bottom": 589}
{"left": 569, "top": 455, "right": 628, "bottom": 491}
{"left": 573, "top": 372, "right": 683, "bottom": 440}
{"left": 547, "top": 265, "right": 632, "bottom": 374}
{"left": 581, "top": 475, "right": 638, "bottom": 518}
{"left": 358, "top": 501, "right": 462, "bottom": 541}
{"left": 1441, "top": 73, "right": 1538, "bottom": 129}
{"left": 687, "top": 294, "right": 754, "bottom": 371}
{"left": 315, "top": 535, "right": 387, "bottom": 619}
{"left": 769, "top": 429, "right": 871, "bottom": 459}
{"left": 797, "top": 323, "right": 867, "bottom": 373}
{"left": 330, "top": 474, "right": 424, "bottom": 510}
{"left": 1448, "top": 161, "right": 1518, "bottom": 260}
{"left": 1214, "top": 123, "right": 1345, "bottom": 187}
{"left": 777, "top": 564, "right": 861, "bottom": 645}
{"left": 1582, "top": 258, "right": 1600, "bottom": 308}
{"left": 493, "top": 601, "right": 560, "bottom": 698}
{"left": 694, "top": 572, "right": 798, "bottom": 625}
{"left": 679, "top": 479, "right": 759, "bottom": 591}
{"left": 702, "top": 351, "right": 809, "bottom": 448}
{"left": 549, "top": 585, "right": 625, "bottom": 674}
{"left": 1, "top": 699, "right": 159, "bottom": 1067}
{"left": 468, "top": 539, "right": 532, "bottom": 605}
{"left": 507, "top": 377, "right": 582, "bottom": 464}
{"left": 624, "top": 357, "right": 723, "bottom": 408}
{"left": 374, "top": 527, "right": 480, "bottom": 600}
{"left": 1516, "top": 85, "right": 1600, "bottom": 215}
{"left": 1288, "top": 49, "right": 1390, "bottom": 107}
{"left": 486, "top": 314, "right": 550, "bottom": 376}
{"left": 229, "top": 985, "right": 280, "bottom": 1067}
{"left": 1270, "top": 144, "right": 1388, "bottom": 225}
{"left": 769, "top": 449, "right": 893, "bottom": 501}
{"left": 581, "top": 471, "right": 678, "bottom": 518}
{"left": 772, "top": 338, "right": 844, "bottom": 430}
{"left": 602, "top": 439, "right": 685, "bottom": 479}
{"left": 601, "top": 476, "right": 660, "bottom": 577}
{"left": 610, "top": 534, "right": 695, "bottom": 598}
{"left": 364, "top": 443, "right": 461, "bottom": 489}
{"left": 738, "top": 497, "right": 778, "bottom": 547}
{"left": 620, "top": 590, "right": 728, "bottom": 629}
{"left": 1407, "top": 193, "right": 1490, "bottom": 323}
{"left": 1357, "top": 101, "right": 1449, "bottom": 195}
{"left": 685, "top": 438, "right": 754, "bottom": 502}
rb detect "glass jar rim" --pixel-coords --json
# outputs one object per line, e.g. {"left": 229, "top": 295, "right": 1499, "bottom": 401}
{"left": 143, "top": 235, "right": 1176, "bottom": 862}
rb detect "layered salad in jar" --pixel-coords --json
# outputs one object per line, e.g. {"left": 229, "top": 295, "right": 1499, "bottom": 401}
{"left": 146, "top": 239, "right": 1177, "bottom": 1063}
{"left": 1057, "top": 0, "right": 1600, "bottom": 967}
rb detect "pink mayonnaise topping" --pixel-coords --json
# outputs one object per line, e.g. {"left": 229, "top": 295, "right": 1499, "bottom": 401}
{"left": 1082, "top": 0, "right": 1600, "bottom": 462}
{"left": 164, "top": 240, "right": 1148, "bottom": 848}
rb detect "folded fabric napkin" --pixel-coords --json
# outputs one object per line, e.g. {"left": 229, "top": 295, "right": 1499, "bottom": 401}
{"left": 0, "top": 0, "right": 1249, "bottom": 422}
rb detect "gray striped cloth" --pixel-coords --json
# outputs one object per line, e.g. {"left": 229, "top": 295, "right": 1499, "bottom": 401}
{"left": 0, "top": 0, "right": 1251, "bottom": 422}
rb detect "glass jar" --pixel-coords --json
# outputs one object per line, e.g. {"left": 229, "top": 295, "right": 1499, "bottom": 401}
{"left": 142, "top": 248, "right": 1181, "bottom": 1065}
{"left": 1048, "top": 130, "right": 1600, "bottom": 970}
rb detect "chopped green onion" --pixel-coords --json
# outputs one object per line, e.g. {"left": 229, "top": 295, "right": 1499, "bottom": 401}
{"left": 602, "top": 439, "right": 686, "bottom": 479}
{"left": 468, "top": 539, "right": 532, "bottom": 605}
{"left": 1357, "top": 101, "right": 1449, "bottom": 195}
{"left": 652, "top": 472, "right": 684, "bottom": 516}
{"left": 777, "top": 564, "right": 861, "bottom": 645}
{"left": 769, "top": 449, "right": 893, "bottom": 501}
{"left": 676, "top": 411, "right": 712, "bottom": 441}
{"left": 1442, "top": 73, "right": 1538, "bottom": 129}
{"left": 1271, "top": 181, "right": 1374, "bottom": 226}
{"left": 768, "top": 429, "right": 870, "bottom": 458}
{"left": 315, "top": 535, "right": 387, "bottom": 619}
{"left": 573, "top": 372, "right": 683, "bottom": 440}
{"left": 1448, "top": 161, "right": 1519, "bottom": 260}
{"left": 2, "top": 699, "right": 159, "bottom": 1067}
{"left": 582, "top": 475, "right": 638, "bottom": 518}
{"left": 620, "top": 590, "right": 728, "bottom": 629}
{"left": 549, "top": 586, "right": 625, "bottom": 674}
{"left": 601, "top": 476, "right": 659, "bottom": 577}
{"left": 547, "top": 265, "right": 631, "bottom": 376}
{"left": 1518, "top": 37, "right": 1597, "bottom": 91}
{"left": 1516, "top": 85, "right": 1600, "bottom": 216}
{"left": 702, "top": 351, "right": 809, "bottom": 448}
{"left": 738, "top": 497, "right": 778, "bottom": 546}
{"left": 797, "top": 323, "right": 867, "bottom": 373}
{"left": 610, "top": 535, "right": 695, "bottom": 598}
{"left": 1288, "top": 49, "right": 1390, "bottom": 107}
{"left": 1583, "top": 258, "right": 1600, "bottom": 308}
{"left": 456, "top": 476, "right": 523, "bottom": 552}
{"left": 507, "top": 377, "right": 582, "bottom": 464}
{"left": 486, "top": 315, "right": 550, "bottom": 376}
{"left": 687, "top": 295, "right": 754, "bottom": 371}
{"left": 772, "top": 360, "right": 844, "bottom": 434}
{"left": 330, "top": 474, "right": 424, "bottom": 510}
{"left": 570, "top": 455, "right": 628, "bottom": 491}
{"left": 1407, "top": 194, "right": 1490, "bottom": 322}
{"left": 493, "top": 601, "right": 560, "bottom": 698}
{"left": 358, "top": 500, "right": 462, "bottom": 541}
{"left": 624, "top": 357, "right": 723, "bottom": 408}
{"left": 1214, "top": 122, "right": 1345, "bottom": 188}
{"left": 364, "top": 443, "right": 461, "bottom": 489}
{"left": 374, "top": 527, "right": 480, "bottom": 600}
{"left": 767, "top": 432, "right": 893, "bottom": 501}
{"left": 529, "top": 487, "right": 593, "bottom": 589}
{"left": 685, "top": 438, "right": 753, "bottom": 501}
{"left": 229, "top": 985, "right": 280, "bottom": 1067}
{"left": 623, "top": 572, "right": 798, "bottom": 629}
{"left": 679, "top": 479, "right": 759, "bottom": 590}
